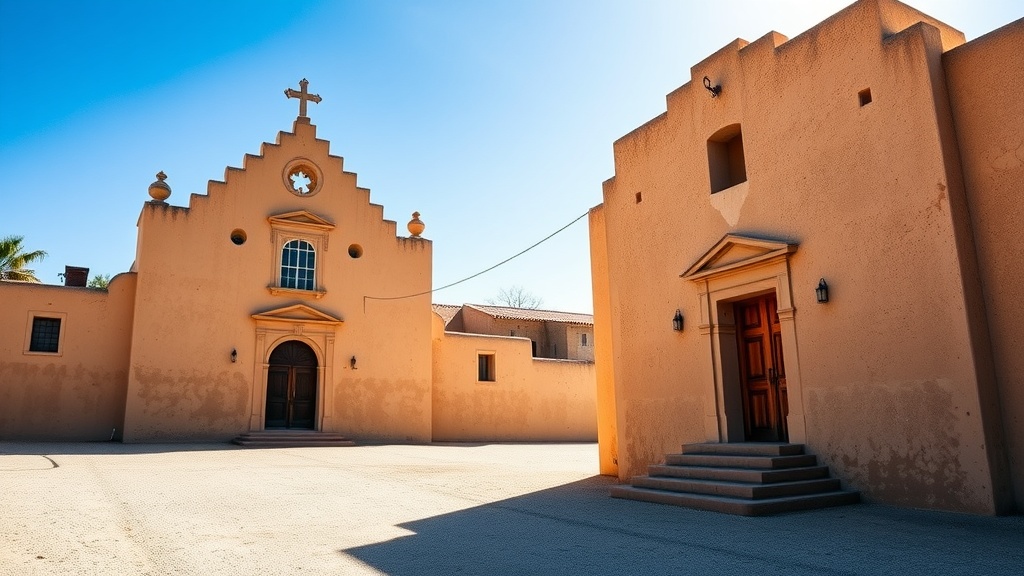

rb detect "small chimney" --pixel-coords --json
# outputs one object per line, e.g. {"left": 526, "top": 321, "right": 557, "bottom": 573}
{"left": 64, "top": 266, "right": 89, "bottom": 287}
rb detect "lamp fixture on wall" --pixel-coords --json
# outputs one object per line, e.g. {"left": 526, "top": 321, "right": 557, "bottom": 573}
{"left": 230, "top": 348, "right": 237, "bottom": 363}
{"left": 672, "top": 309, "right": 685, "bottom": 332}
{"left": 350, "top": 355, "right": 357, "bottom": 369}
{"left": 703, "top": 76, "right": 721, "bottom": 98}
{"left": 816, "top": 278, "right": 830, "bottom": 303}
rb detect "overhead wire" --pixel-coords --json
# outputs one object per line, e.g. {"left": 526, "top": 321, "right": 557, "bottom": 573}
{"left": 363, "top": 210, "right": 590, "bottom": 305}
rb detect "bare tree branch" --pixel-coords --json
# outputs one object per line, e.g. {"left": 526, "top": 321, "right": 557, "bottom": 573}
{"left": 487, "top": 285, "right": 543, "bottom": 309}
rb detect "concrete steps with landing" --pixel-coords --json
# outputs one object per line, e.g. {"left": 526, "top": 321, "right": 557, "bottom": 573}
{"left": 611, "top": 442, "right": 859, "bottom": 516}
{"left": 232, "top": 430, "right": 355, "bottom": 448}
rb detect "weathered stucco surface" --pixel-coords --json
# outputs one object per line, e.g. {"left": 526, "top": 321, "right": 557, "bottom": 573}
{"left": 589, "top": 0, "right": 1020, "bottom": 513}
{"left": 589, "top": 206, "right": 619, "bottom": 475}
{"left": 943, "top": 17, "right": 1024, "bottom": 510}
{"left": 0, "top": 275, "right": 135, "bottom": 440}
{"left": 121, "top": 118, "right": 434, "bottom": 441}
{"left": 431, "top": 316, "right": 596, "bottom": 442}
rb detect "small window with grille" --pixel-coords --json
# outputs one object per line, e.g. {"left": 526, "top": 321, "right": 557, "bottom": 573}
{"left": 29, "top": 317, "right": 62, "bottom": 353}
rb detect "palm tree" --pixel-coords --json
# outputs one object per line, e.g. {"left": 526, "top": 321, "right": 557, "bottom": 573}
{"left": 0, "top": 235, "right": 48, "bottom": 282}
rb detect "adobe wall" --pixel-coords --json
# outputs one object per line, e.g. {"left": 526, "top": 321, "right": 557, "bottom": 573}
{"left": 544, "top": 321, "right": 569, "bottom": 359}
{"left": 589, "top": 205, "right": 619, "bottom": 475}
{"left": 564, "top": 324, "right": 595, "bottom": 362}
{"left": 0, "top": 273, "right": 136, "bottom": 440}
{"left": 944, "top": 18, "right": 1024, "bottom": 510}
{"left": 431, "top": 317, "right": 597, "bottom": 442}
{"left": 460, "top": 307, "right": 549, "bottom": 356}
{"left": 122, "top": 119, "right": 433, "bottom": 442}
{"left": 593, "top": 0, "right": 1010, "bottom": 513}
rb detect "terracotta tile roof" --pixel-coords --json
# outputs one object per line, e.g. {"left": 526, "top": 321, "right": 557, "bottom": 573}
{"left": 462, "top": 304, "right": 593, "bottom": 326}
{"left": 431, "top": 304, "right": 462, "bottom": 325}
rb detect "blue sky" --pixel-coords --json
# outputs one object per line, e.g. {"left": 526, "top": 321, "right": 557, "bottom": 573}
{"left": 1, "top": 0, "right": 1019, "bottom": 313}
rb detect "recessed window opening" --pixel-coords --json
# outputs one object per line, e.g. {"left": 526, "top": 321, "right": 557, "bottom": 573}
{"left": 348, "top": 244, "right": 363, "bottom": 258}
{"left": 478, "top": 353, "right": 496, "bottom": 382}
{"left": 858, "top": 88, "right": 872, "bottom": 106}
{"left": 581, "top": 333, "right": 588, "bottom": 346}
{"left": 707, "top": 123, "right": 747, "bottom": 193}
{"left": 29, "top": 317, "right": 61, "bottom": 353}
{"left": 635, "top": 192, "right": 643, "bottom": 204}
{"left": 230, "top": 229, "right": 247, "bottom": 245}
{"left": 280, "top": 239, "right": 315, "bottom": 290}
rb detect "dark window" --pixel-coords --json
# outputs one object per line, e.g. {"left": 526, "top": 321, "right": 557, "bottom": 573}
{"left": 478, "top": 354, "right": 495, "bottom": 382}
{"left": 581, "top": 333, "right": 588, "bottom": 346}
{"left": 858, "top": 88, "right": 872, "bottom": 106}
{"left": 29, "top": 317, "right": 61, "bottom": 353}
{"left": 707, "top": 124, "right": 747, "bottom": 193}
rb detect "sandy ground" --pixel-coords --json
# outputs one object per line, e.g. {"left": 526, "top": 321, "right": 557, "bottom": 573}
{"left": 1, "top": 442, "right": 1021, "bottom": 575}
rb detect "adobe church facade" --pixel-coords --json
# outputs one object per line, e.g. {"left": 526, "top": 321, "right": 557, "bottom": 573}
{"left": 589, "top": 0, "right": 1023, "bottom": 514}
{"left": 0, "top": 82, "right": 595, "bottom": 445}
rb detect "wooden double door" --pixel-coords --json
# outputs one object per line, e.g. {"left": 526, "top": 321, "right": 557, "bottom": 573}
{"left": 735, "top": 294, "right": 788, "bottom": 442}
{"left": 265, "top": 341, "right": 318, "bottom": 429}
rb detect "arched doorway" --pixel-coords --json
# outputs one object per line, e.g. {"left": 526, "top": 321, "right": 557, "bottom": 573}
{"left": 265, "top": 340, "right": 318, "bottom": 429}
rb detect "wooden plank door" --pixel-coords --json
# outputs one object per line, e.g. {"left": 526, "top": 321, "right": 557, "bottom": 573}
{"left": 290, "top": 367, "right": 317, "bottom": 429}
{"left": 265, "top": 367, "right": 290, "bottom": 428}
{"left": 735, "top": 294, "right": 788, "bottom": 442}
{"left": 265, "top": 341, "right": 318, "bottom": 430}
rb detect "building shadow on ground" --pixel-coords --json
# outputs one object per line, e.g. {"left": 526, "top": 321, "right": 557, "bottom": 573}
{"left": 342, "top": 475, "right": 1024, "bottom": 576}
{"left": 0, "top": 440, "right": 248, "bottom": 456}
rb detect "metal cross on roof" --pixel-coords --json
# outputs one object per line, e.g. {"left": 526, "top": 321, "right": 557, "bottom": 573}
{"left": 284, "top": 78, "right": 322, "bottom": 118}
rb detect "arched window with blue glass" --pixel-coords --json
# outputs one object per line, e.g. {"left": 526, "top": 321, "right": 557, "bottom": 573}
{"left": 280, "top": 239, "right": 316, "bottom": 290}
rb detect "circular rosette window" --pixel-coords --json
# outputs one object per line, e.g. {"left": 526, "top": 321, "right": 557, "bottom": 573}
{"left": 283, "top": 158, "right": 323, "bottom": 196}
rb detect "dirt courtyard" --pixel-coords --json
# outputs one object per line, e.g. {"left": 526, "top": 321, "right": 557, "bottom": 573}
{"left": 1, "top": 442, "right": 1021, "bottom": 575}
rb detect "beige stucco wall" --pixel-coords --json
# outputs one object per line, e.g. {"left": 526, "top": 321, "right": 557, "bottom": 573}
{"left": 591, "top": 0, "right": 1013, "bottom": 513}
{"left": 122, "top": 118, "right": 433, "bottom": 442}
{"left": 944, "top": 18, "right": 1024, "bottom": 511}
{"left": 0, "top": 273, "right": 136, "bottom": 440}
{"left": 589, "top": 206, "right": 618, "bottom": 475}
{"left": 461, "top": 307, "right": 549, "bottom": 357}
{"left": 564, "top": 324, "right": 595, "bottom": 362}
{"left": 458, "top": 306, "right": 593, "bottom": 360}
{"left": 431, "top": 314, "right": 596, "bottom": 441}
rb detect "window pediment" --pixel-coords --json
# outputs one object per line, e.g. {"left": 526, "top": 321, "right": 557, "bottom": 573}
{"left": 251, "top": 304, "right": 343, "bottom": 325}
{"left": 267, "top": 210, "right": 335, "bottom": 232}
{"left": 681, "top": 234, "right": 797, "bottom": 281}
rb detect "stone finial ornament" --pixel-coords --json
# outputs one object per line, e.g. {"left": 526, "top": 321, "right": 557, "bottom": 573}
{"left": 407, "top": 212, "right": 425, "bottom": 237}
{"left": 148, "top": 171, "right": 171, "bottom": 203}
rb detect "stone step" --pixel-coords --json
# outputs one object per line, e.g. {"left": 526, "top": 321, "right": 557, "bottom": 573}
{"left": 232, "top": 430, "right": 355, "bottom": 448}
{"left": 648, "top": 463, "right": 831, "bottom": 483}
{"left": 611, "top": 485, "right": 860, "bottom": 516}
{"left": 631, "top": 475, "right": 842, "bottom": 499}
{"left": 682, "top": 442, "right": 805, "bottom": 456}
{"left": 666, "top": 453, "right": 818, "bottom": 469}
{"left": 614, "top": 442, "right": 859, "bottom": 516}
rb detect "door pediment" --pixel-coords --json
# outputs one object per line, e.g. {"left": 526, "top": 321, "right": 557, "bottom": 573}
{"left": 681, "top": 234, "right": 797, "bottom": 281}
{"left": 267, "top": 210, "right": 335, "bottom": 232}
{"left": 252, "top": 303, "right": 343, "bottom": 325}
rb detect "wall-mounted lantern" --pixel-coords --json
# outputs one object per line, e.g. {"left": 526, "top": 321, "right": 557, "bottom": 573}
{"left": 230, "top": 348, "right": 237, "bottom": 363}
{"left": 350, "top": 355, "right": 357, "bottom": 369}
{"left": 672, "top": 309, "right": 685, "bottom": 332}
{"left": 816, "top": 278, "right": 830, "bottom": 303}
{"left": 703, "top": 76, "right": 721, "bottom": 98}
